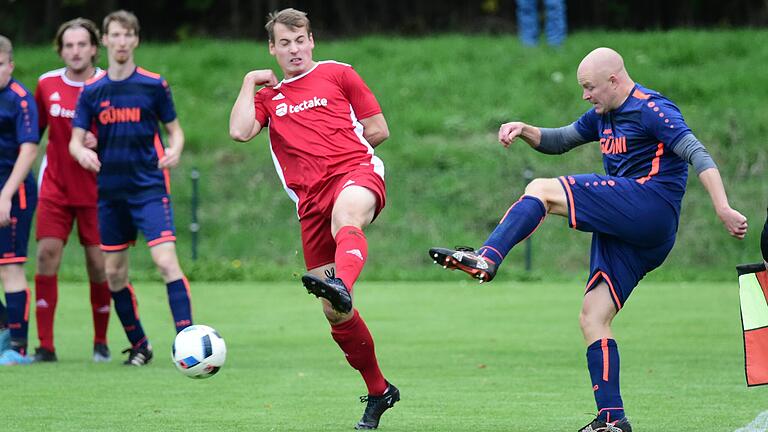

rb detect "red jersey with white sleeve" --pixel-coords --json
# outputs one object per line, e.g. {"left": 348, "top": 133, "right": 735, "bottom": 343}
{"left": 35, "top": 68, "right": 100, "bottom": 206}
{"left": 253, "top": 61, "right": 384, "bottom": 206}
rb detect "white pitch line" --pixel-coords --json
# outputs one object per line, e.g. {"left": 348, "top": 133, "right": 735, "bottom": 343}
{"left": 735, "top": 411, "right": 768, "bottom": 432}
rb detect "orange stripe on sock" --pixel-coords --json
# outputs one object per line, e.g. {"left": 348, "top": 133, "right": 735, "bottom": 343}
{"left": 601, "top": 338, "right": 609, "bottom": 381}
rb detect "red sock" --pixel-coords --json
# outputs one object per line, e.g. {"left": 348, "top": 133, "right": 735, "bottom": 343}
{"left": 90, "top": 281, "right": 111, "bottom": 344}
{"left": 34, "top": 274, "right": 58, "bottom": 351}
{"left": 331, "top": 309, "right": 387, "bottom": 395}
{"left": 334, "top": 226, "right": 368, "bottom": 290}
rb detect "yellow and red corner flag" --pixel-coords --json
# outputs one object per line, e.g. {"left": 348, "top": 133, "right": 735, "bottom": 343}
{"left": 737, "top": 263, "right": 768, "bottom": 386}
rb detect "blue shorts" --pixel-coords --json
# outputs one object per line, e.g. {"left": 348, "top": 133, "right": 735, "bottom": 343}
{"left": 0, "top": 180, "right": 37, "bottom": 265}
{"left": 558, "top": 174, "right": 679, "bottom": 310}
{"left": 98, "top": 194, "right": 176, "bottom": 252}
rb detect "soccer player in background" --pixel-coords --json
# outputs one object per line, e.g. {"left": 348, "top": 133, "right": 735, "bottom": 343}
{"left": 33, "top": 18, "right": 112, "bottom": 363}
{"left": 429, "top": 47, "right": 747, "bottom": 431}
{"left": 69, "top": 10, "right": 192, "bottom": 366}
{"left": 0, "top": 35, "right": 39, "bottom": 366}
{"left": 229, "top": 8, "right": 399, "bottom": 430}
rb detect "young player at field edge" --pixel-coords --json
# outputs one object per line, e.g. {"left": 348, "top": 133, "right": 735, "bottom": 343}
{"left": 429, "top": 47, "right": 747, "bottom": 431}
{"left": 229, "top": 8, "right": 398, "bottom": 430}
{"left": 69, "top": 10, "right": 192, "bottom": 366}
{"left": 0, "top": 35, "right": 39, "bottom": 366}
{"left": 33, "top": 18, "right": 112, "bottom": 363}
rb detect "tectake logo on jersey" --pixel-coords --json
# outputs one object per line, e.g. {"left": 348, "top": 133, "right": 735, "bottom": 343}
{"left": 98, "top": 107, "right": 141, "bottom": 125}
{"left": 274, "top": 96, "right": 328, "bottom": 117}
{"left": 49, "top": 103, "right": 76, "bottom": 119}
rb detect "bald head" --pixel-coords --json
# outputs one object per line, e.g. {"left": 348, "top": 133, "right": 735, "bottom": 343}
{"left": 577, "top": 47, "right": 635, "bottom": 114}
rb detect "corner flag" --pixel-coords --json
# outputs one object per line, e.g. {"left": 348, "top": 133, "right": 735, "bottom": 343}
{"left": 737, "top": 263, "right": 768, "bottom": 386}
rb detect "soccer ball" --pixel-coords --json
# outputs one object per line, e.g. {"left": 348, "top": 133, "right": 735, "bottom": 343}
{"left": 172, "top": 324, "right": 226, "bottom": 379}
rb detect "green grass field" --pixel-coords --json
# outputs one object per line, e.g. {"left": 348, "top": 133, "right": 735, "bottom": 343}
{"left": 4, "top": 278, "right": 765, "bottom": 431}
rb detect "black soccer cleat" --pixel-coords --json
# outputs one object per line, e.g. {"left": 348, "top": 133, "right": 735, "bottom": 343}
{"left": 355, "top": 382, "right": 400, "bottom": 430}
{"left": 32, "top": 347, "right": 58, "bottom": 363}
{"left": 428, "top": 246, "right": 498, "bottom": 283}
{"left": 302, "top": 270, "right": 353, "bottom": 314}
{"left": 121, "top": 344, "right": 153, "bottom": 366}
{"left": 93, "top": 343, "right": 111, "bottom": 363}
{"left": 578, "top": 417, "right": 632, "bottom": 432}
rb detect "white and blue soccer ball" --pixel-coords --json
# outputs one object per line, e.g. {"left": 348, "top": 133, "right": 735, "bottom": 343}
{"left": 172, "top": 324, "right": 226, "bottom": 379}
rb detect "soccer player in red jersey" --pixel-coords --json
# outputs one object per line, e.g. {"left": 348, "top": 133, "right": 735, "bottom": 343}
{"left": 229, "top": 8, "right": 398, "bottom": 430}
{"left": 0, "top": 35, "right": 39, "bottom": 366}
{"left": 70, "top": 10, "right": 192, "bottom": 366}
{"left": 33, "top": 18, "right": 112, "bottom": 363}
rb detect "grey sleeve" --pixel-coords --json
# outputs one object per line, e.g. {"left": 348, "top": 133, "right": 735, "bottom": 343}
{"left": 536, "top": 124, "right": 591, "bottom": 154}
{"left": 671, "top": 133, "right": 717, "bottom": 174}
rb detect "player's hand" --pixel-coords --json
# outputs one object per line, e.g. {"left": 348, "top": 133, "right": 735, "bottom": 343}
{"left": 244, "top": 70, "right": 279, "bottom": 88}
{"left": 75, "top": 147, "right": 101, "bottom": 173}
{"left": 0, "top": 196, "right": 11, "bottom": 227}
{"left": 84, "top": 131, "right": 98, "bottom": 149}
{"left": 159, "top": 146, "right": 180, "bottom": 169}
{"left": 718, "top": 207, "right": 748, "bottom": 239}
{"left": 498, "top": 122, "right": 525, "bottom": 148}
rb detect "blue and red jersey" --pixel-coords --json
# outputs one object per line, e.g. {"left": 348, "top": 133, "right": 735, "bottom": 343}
{"left": 73, "top": 67, "right": 176, "bottom": 200}
{"left": 573, "top": 83, "right": 691, "bottom": 212}
{"left": 0, "top": 78, "right": 39, "bottom": 181}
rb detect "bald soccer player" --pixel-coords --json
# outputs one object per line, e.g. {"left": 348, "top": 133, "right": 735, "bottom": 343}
{"left": 429, "top": 47, "right": 747, "bottom": 431}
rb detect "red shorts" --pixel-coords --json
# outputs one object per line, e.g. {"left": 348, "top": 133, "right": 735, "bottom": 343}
{"left": 36, "top": 198, "right": 100, "bottom": 246}
{"left": 298, "top": 169, "right": 386, "bottom": 270}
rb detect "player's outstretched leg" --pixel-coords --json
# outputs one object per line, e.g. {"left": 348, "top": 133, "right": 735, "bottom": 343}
{"left": 355, "top": 381, "right": 400, "bottom": 430}
{"left": 429, "top": 195, "right": 546, "bottom": 282}
{"left": 302, "top": 270, "right": 353, "bottom": 314}
{"left": 327, "top": 308, "right": 395, "bottom": 429}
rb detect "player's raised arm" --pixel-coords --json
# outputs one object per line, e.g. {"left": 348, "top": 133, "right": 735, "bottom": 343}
{"left": 499, "top": 121, "right": 590, "bottom": 154}
{"left": 698, "top": 167, "right": 747, "bottom": 239}
{"left": 69, "top": 126, "right": 100, "bottom": 172}
{"left": 359, "top": 113, "right": 389, "bottom": 147}
{"left": 229, "top": 69, "right": 278, "bottom": 142}
{"left": 669, "top": 133, "right": 747, "bottom": 239}
{"left": 159, "top": 119, "right": 184, "bottom": 169}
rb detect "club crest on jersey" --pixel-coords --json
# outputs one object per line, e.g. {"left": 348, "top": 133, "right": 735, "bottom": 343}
{"left": 98, "top": 107, "right": 141, "bottom": 125}
{"left": 274, "top": 96, "right": 328, "bottom": 117}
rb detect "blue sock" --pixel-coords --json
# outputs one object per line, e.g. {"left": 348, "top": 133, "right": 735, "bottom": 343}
{"left": 5, "top": 289, "right": 29, "bottom": 354}
{"left": 0, "top": 297, "right": 7, "bottom": 328}
{"left": 111, "top": 286, "right": 148, "bottom": 349}
{"left": 166, "top": 278, "right": 192, "bottom": 333}
{"left": 477, "top": 195, "right": 546, "bottom": 264}
{"left": 586, "top": 338, "right": 625, "bottom": 422}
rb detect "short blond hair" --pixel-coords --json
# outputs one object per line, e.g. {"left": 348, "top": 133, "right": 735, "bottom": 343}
{"left": 0, "top": 35, "right": 12, "bottom": 61}
{"left": 103, "top": 10, "right": 140, "bottom": 36}
{"left": 265, "top": 8, "right": 311, "bottom": 43}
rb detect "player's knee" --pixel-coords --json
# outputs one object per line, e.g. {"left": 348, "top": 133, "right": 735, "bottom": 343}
{"left": 36, "top": 243, "right": 63, "bottom": 273}
{"left": 104, "top": 264, "right": 128, "bottom": 289}
{"left": 524, "top": 178, "right": 556, "bottom": 202}
{"left": 154, "top": 255, "right": 182, "bottom": 281}
{"left": 331, "top": 212, "right": 367, "bottom": 234}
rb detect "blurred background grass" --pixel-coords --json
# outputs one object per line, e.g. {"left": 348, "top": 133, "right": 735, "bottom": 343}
{"left": 11, "top": 29, "right": 768, "bottom": 281}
